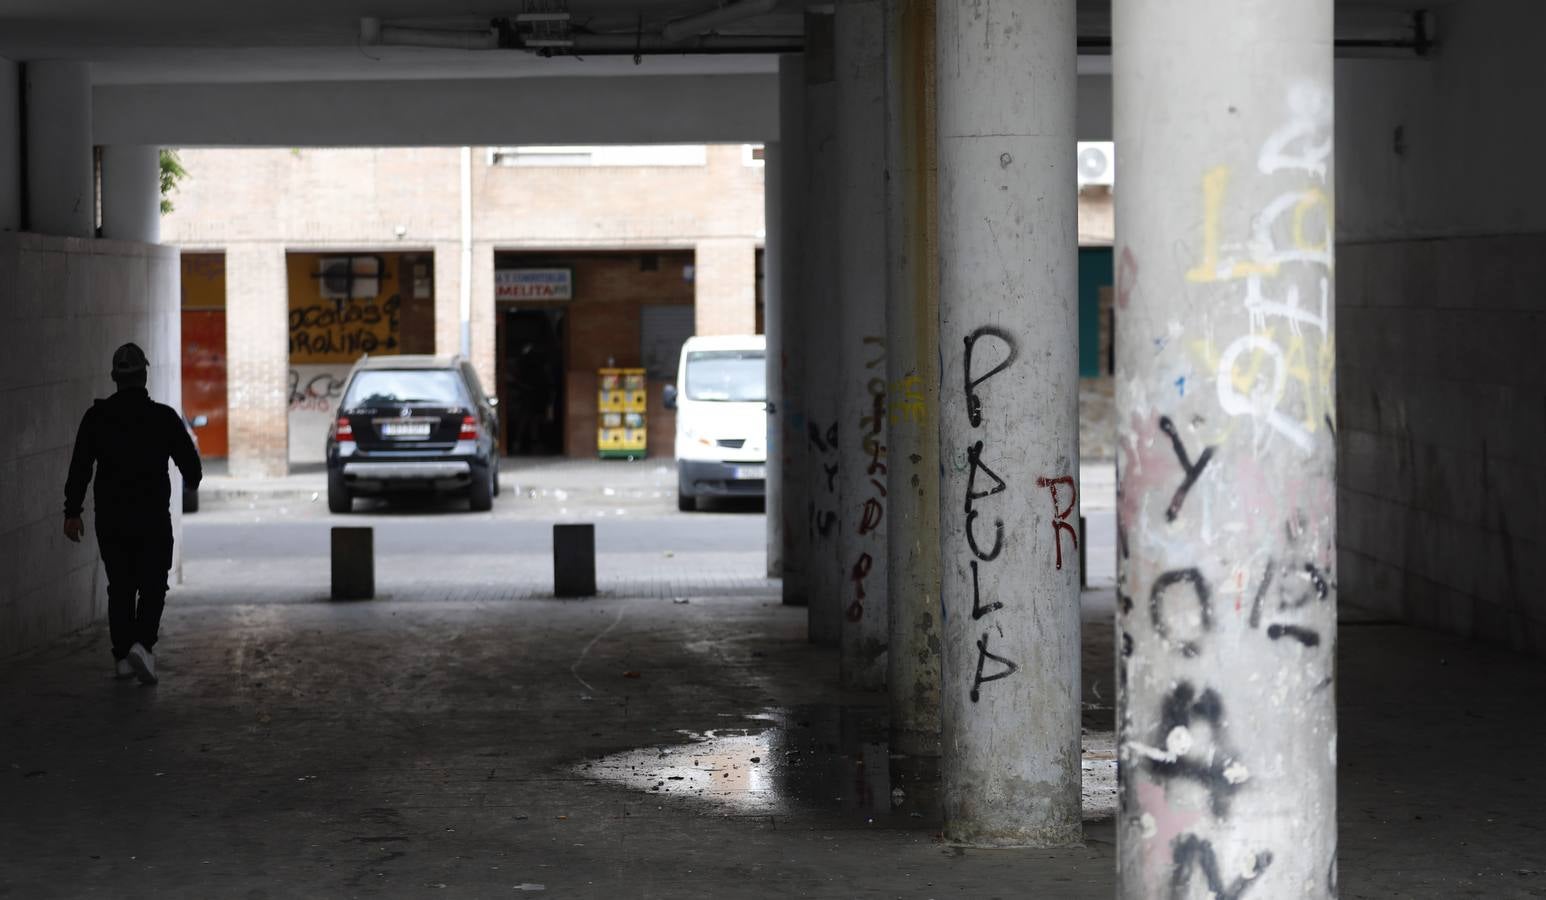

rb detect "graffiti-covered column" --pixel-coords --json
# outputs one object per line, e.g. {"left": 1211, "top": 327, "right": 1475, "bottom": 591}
{"left": 884, "top": 0, "right": 941, "bottom": 755}
{"left": 936, "top": 0, "right": 1081, "bottom": 846}
{"left": 802, "top": 13, "right": 844, "bottom": 646}
{"left": 835, "top": 0, "right": 890, "bottom": 690}
{"left": 774, "top": 55, "right": 811, "bottom": 602}
{"left": 1113, "top": 1, "right": 1337, "bottom": 896}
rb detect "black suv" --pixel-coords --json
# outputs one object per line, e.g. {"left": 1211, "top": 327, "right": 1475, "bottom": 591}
{"left": 326, "top": 355, "right": 501, "bottom": 512}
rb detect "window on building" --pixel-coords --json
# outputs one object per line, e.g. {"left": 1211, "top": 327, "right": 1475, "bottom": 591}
{"left": 489, "top": 145, "right": 708, "bottom": 167}
{"left": 640, "top": 305, "right": 696, "bottom": 382}
{"left": 742, "top": 144, "right": 766, "bottom": 167}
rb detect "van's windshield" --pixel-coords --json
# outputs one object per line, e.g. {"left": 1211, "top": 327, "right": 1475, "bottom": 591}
{"left": 684, "top": 350, "right": 765, "bottom": 403}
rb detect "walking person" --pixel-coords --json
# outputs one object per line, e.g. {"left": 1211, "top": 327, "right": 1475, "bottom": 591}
{"left": 63, "top": 343, "right": 202, "bottom": 684}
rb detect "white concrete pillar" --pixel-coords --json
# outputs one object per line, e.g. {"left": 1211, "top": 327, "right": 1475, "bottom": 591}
{"left": 100, "top": 145, "right": 161, "bottom": 243}
{"left": 0, "top": 58, "right": 19, "bottom": 232}
{"left": 835, "top": 0, "right": 890, "bottom": 691}
{"left": 802, "top": 13, "right": 844, "bottom": 647}
{"left": 763, "top": 139, "right": 786, "bottom": 579}
{"left": 23, "top": 60, "right": 93, "bottom": 238}
{"left": 1113, "top": 1, "right": 1337, "bottom": 895}
{"left": 775, "top": 55, "right": 812, "bottom": 605}
{"left": 936, "top": 0, "right": 1081, "bottom": 846}
{"left": 226, "top": 243, "right": 290, "bottom": 479}
{"left": 884, "top": 0, "right": 942, "bottom": 756}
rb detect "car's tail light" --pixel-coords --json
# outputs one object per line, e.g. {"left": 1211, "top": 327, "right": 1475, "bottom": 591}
{"left": 459, "top": 416, "right": 479, "bottom": 440}
{"left": 336, "top": 417, "right": 354, "bottom": 441}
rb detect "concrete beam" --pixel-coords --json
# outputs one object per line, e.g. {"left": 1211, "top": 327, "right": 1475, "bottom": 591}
{"left": 94, "top": 75, "right": 779, "bottom": 147}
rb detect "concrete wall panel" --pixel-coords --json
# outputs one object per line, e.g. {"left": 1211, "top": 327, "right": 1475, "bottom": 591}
{"left": 0, "top": 233, "right": 180, "bottom": 660}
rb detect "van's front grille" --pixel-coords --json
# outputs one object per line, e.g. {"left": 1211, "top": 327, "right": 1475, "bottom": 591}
{"left": 716, "top": 438, "right": 746, "bottom": 449}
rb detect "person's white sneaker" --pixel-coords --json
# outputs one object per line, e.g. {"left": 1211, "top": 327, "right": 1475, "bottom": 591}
{"left": 115, "top": 658, "right": 133, "bottom": 679}
{"left": 127, "top": 643, "right": 158, "bottom": 685}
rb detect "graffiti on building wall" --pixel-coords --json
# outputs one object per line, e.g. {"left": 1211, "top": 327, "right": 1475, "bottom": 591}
{"left": 288, "top": 295, "right": 401, "bottom": 360}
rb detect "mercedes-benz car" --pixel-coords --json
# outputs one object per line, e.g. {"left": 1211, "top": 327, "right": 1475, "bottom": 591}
{"left": 325, "top": 355, "right": 500, "bottom": 513}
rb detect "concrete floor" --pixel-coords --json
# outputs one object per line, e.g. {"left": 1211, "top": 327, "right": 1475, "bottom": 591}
{"left": 3, "top": 463, "right": 1544, "bottom": 898}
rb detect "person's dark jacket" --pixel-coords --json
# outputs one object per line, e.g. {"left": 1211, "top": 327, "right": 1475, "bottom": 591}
{"left": 64, "top": 387, "right": 203, "bottom": 526}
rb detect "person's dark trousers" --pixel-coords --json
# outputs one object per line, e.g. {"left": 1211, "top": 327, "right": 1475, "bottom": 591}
{"left": 97, "top": 517, "right": 174, "bottom": 660}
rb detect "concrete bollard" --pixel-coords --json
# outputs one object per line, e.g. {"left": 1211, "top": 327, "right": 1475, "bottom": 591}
{"left": 553, "top": 524, "right": 596, "bottom": 598}
{"left": 331, "top": 527, "right": 374, "bottom": 600}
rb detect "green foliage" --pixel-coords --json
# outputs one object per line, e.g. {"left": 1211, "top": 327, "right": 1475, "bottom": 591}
{"left": 159, "top": 149, "right": 188, "bottom": 215}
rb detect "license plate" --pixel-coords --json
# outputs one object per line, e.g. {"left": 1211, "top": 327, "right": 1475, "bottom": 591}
{"left": 380, "top": 422, "right": 432, "bottom": 438}
{"left": 732, "top": 465, "right": 766, "bottom": 480}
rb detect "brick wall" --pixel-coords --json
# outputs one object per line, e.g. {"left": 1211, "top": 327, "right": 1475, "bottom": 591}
{"left": 225, "top": 244, "right": 288, "bottom": 478}
{"left": 493, "top": 251, "right": 695, "bottom": 458}
{"left": 694, "top": 238, "right": 759, "bottom": 336}
{"left": 162, "top": 145, "right": 766, "bottom": 470}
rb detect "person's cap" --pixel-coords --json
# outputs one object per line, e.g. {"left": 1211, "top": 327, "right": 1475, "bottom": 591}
{"left": 111, "top": 342, "right": 149, "bottom": 380}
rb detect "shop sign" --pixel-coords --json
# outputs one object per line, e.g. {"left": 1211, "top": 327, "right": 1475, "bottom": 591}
{"left": 496, "top": 268, "right": 573, "bottom": 301}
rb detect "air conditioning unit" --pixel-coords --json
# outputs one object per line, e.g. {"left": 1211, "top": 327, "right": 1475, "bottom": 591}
{"left": 317, "top": 256, "right": 381, "bottom": 299}
{"left": 1076, "top": 142, "right": 1115, "bottom": 187}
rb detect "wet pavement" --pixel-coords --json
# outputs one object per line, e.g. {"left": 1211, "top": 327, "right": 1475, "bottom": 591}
{"left": 3, "top": 461, "right": 1545, "bottom": 897}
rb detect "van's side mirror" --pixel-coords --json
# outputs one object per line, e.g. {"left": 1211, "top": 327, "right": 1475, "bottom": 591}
{"left": 191, "top": 415, "right": 209, "bottom": 428}
{"left": 663, "top": 384, "right": 678, "bottom": 410}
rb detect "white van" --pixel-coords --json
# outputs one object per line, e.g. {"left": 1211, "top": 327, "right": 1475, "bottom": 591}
{"left": 663, "top": 334, "right": 767, "bottom": 511}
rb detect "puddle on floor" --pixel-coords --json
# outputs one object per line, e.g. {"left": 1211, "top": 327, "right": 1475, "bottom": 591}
{"left": 578, "top": 706, "right": 1118, "bottom": 826}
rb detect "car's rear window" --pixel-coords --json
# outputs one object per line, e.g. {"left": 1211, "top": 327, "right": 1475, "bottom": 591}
{"left": 343, "top": 370, "right": 466, "bottom": 408}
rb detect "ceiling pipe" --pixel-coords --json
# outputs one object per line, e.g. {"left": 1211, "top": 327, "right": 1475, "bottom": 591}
{"left": 555, "top": 33, "right": 800, "bottom": 55}
{"left": 660, "top": 0, "right": 780, "bottom": 44}
{"left": 361, "top": 17, "right": 499, "bottom": 50}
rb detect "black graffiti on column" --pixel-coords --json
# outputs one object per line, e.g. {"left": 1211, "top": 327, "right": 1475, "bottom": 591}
{"left": 1150, "top": 568, "right": 1213, "bottom": 658}
{"left": 963, "top": 326, "right": 1018, "bottom": 428}
{"left": 969, "top": 631, "right": 1019, "bottom": 703}
{"left": 1144, "top": 681, "right": 1243, "bottom": 817}
{"left": 969, "top": 561, "right": 1003, "bottom": 620}
{"left": 807, "top": 420, "right": 841, "bottom": 537}
{"left": 964, "top": 441, "right": 1006, "bottom": 562}
{"left": 1246, "top": 553, "right": 1332, "bottom": 648}
{"left": 1170, "top": 835, "right": 1274, "bottom": 900}
{"left": 1158, "top": 415, "right": 1215, "bottom": 522}
{"left": 960, "top": 326, "right": 1020, "bottom": 703}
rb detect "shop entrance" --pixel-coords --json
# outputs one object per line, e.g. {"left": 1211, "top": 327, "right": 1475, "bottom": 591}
{"left": 499, "top": 307, "right": 566, "bottom": 456}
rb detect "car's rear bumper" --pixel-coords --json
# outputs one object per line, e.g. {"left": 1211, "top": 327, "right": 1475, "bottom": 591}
{"left": 679, "top": 459, "right": 765, "bottom": 498}
{"left": 338, "top": 458, "right": 478, "bottom": 493}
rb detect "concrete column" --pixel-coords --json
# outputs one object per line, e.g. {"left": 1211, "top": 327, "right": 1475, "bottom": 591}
{"left": 763, "top": 139, "right": 785, "bottom": 579}
{"left": 775, "top": 55, "right": 812, "bottom": 605}
{"left": 1113, "top": 1, "right": 1337, "bottom": 895}
{"left": 0, "top": 58, "right": 19, "bottom": 232}
{"left": 100, "top": 145, "right": 161, "bottom": 243}
{"left": 802, "top": 13, "right": 843, "bottom": 647}
{"left": 693, "top": 238, "right": 757, "bottom": 337}
{"left": 226, "top": 243, "right": 291, "bottom": 479}
{"left": 884, "top": 0, "right": 942, "bottom": 756}
{"left": 23, "top": 61, "right": 92, "bottom": 239}
{"left": 936, "top": 0, "right": 1081, "bottom": 846}
{"left": 834, "top": 0, "right": 891, "bottom": 690}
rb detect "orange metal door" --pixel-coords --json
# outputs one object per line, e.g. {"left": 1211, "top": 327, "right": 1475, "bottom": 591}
{"left": 181, "top": 310, "right": 229, "bottom": 458}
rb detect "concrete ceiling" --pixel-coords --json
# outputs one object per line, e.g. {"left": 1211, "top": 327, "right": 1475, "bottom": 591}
{"left": 0, "top": 0, "right": 1435, "bottom": 86}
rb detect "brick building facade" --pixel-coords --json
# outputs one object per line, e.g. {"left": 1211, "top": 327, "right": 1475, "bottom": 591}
{"left": 162, "top": 144, "right": 766, "bottom": 475}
